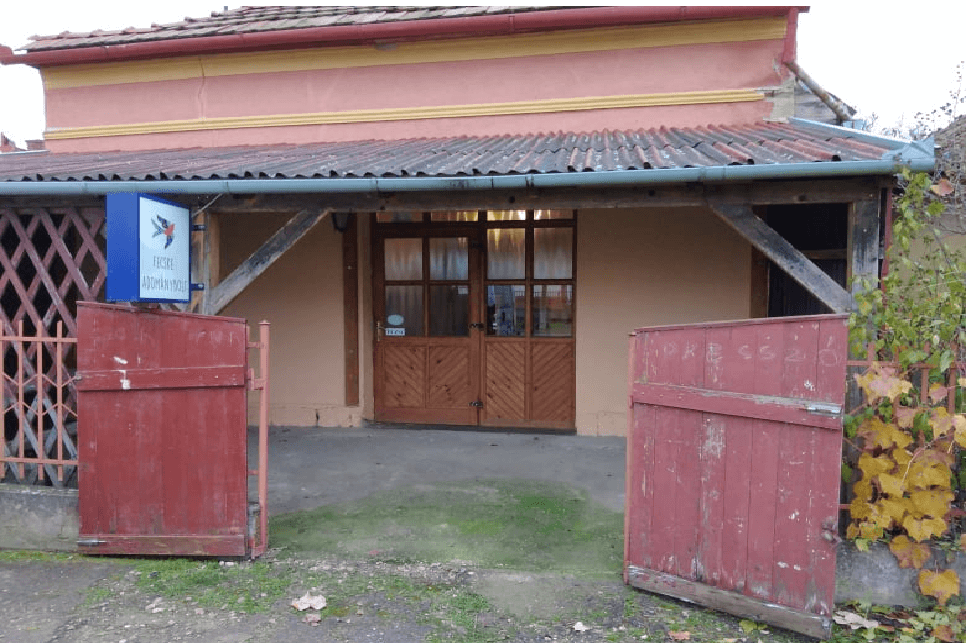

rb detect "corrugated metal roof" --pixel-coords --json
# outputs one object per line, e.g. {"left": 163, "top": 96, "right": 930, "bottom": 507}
{"left": 22, "top": 6, "right": 556, "bottom": 51}
{"left": 0, "top": 123, "right": 898, "bottom": 184}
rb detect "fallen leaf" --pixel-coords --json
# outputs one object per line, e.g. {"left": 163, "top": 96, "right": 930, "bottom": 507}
{"left": 931, "top": 178, "right": 955, "bottom": 197}
{"left": 291, "top": 592, "right": 327, "bottom": 611}
{"left": 833, "top": 610, "right": 880, "bottom": 629}
{"left": 573, "top": 621, "right": 590, "bottom": 632}
{"left": 302, "top": 613, "right": 321, "bottom": 626}
{"left": 668, "top": 631, "right": 691, "bottom": 640}
{"left": 932, "top": 624, "right": 956, "bottom": 642}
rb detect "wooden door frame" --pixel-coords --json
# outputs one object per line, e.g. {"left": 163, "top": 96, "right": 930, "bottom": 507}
{"left": 370, "top": 211, "right": 577, "bottom": 429}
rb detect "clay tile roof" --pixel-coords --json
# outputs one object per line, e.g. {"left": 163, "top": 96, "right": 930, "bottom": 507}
{"left": 23, "top": 6, "right": 559, "bottom": 52}
{"left": 0, "top": 122, "right": 904, "bottom": 184}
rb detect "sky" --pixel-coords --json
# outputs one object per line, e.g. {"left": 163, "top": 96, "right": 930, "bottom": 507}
{"left": 0, "top": 2, "right": 964, "bottom": 146}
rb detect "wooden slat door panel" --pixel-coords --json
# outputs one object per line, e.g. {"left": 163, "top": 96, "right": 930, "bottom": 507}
{"left": 626, "top": 314, "right": 847, "bottom": 639}
{"left": 483, "top": 341, "right": 526, "bottom": 421}
{"left": 77, "top": 303, "right": 249, "bottom": 557}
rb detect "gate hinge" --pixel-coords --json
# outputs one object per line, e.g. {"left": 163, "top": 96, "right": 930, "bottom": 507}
{"left": 803, "top": 402, "right": 842, "bottom": 418}
{"left": 469, "top": 400, "right": 484, "bottom": 408}
{"left": 77, "top": 538, "right": 106, "bottom": 547}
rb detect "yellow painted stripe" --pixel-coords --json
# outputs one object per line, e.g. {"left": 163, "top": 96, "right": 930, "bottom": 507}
{"left": 42, "top": 17, "right": 786, "bottom": 90}
{"left": 45, "top": 89, "right": 764, "bottom": 140}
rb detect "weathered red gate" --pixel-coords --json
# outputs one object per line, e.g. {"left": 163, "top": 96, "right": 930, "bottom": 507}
{"left": 76, "top": 303, "right": 269, "bottom": 558}
{"left": 625, "top": 314, "right": 847, "bottom": 639}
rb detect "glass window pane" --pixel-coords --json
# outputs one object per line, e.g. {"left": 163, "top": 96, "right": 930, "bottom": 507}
{"left": 384, "top": 238, "right": 422, "bottom": 281}
{"left": 376, "top": 212, "right": 420, "bottom": 223}
{"left": 487, "top": 209, "right": 527, "bottom": 221}
{"left": 532, "top": 284, "right": 573, "bottom": 337}
{"left": 487, "top": 285, "right": 526, "bottom": 337}
{"left": 430, "top": 211, "right": 479, "bottom": 222}
{"left": 430, "top": 285, "right": 469, "bottom": 336}
{"left": 534, "top": 228, "right": 573, "bottom": 279}
{"left": 533, "top": 209, "right": 573, "bottom": 220}
{"left": 384, "top": 285, "right": 423, "bottom": 337}
{"left": 430, "top": 237, "right": 468, "bottom": 281}
{"left": 487, "top": 228, "right": 525, "bottom": 279}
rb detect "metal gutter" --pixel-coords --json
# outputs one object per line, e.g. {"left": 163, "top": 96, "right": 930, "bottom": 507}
{"left": 0, "top": 157, "right": 935, "bottom": 197}
{"left": 0, "top": 6, "right": 803, "bottom": 67}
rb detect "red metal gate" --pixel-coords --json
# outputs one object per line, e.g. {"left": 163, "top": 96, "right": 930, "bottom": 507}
{"left": 625, "top": 315, "right": 847, "bottom": 639}
{"left": 76, "top": 303, "right": 268, "bottom": 557}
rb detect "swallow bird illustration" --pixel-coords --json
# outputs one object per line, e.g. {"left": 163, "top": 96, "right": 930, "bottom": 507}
{"left": 151, "top": 215, "right": 175, "bottom": 249}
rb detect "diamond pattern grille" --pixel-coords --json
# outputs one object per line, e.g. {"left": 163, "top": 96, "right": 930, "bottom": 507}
{"left": 0, "top": 206, "right": 106, "bottom": 487}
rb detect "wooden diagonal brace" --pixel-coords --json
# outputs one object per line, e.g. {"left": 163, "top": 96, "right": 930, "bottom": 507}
{"left": 710, "top": 203, "right": 853, "bottom": 313}
{"left": 204, "top": 208, "right": 330, "bottom": 315}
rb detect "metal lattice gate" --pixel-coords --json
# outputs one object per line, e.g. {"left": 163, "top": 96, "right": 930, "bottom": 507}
{"left": 0, "top": 205, "right": 106, "bottom": 486}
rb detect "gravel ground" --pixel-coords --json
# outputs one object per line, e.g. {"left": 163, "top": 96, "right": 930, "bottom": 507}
{"left": 2, "top": 553, "right": 808, "bottom": 643}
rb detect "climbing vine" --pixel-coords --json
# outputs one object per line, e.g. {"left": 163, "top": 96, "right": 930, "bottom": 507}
{"left": 847, "top": 168, "right": 966, "bottom": 607}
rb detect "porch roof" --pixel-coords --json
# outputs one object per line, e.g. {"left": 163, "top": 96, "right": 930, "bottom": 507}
{"left": 0, "top": 120, "right": 935, "bottom": 196}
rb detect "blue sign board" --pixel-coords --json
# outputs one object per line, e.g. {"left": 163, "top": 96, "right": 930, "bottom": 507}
{"left": 106, "top": 193, "right": 192, "bottom": 303}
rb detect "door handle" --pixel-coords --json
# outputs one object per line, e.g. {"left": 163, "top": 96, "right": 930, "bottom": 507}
{"left": 375, "top": 320, "right": 384, "bottom": 340}
{"left": 470, "top": 323, "right": 485, "bottom": 330}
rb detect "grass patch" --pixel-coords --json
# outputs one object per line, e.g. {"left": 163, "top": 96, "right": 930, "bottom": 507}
{"left": 270, "top": 479, "right": 622, "bottom": 577}
{"left": 132, "top": 559, "right": 292, "bottom": 614}
{"left": 0, "top": 550, "right": 76, "bottom": 562}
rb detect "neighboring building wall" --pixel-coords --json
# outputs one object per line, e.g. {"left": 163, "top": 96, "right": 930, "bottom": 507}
{"left": 574, "top": 207, "right": 752, "bottom": 436}
{"left": 41, "top": 17, "right": 789, "bottom": 152}
{"left": 219, "top": 212, "right": 359, "bottom": 427}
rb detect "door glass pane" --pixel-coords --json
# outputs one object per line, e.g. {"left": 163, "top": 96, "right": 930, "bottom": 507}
{"left": 487, "top": 285, "right": 525, "bottom": 337}
{"left": 534, "top": 228, "right": 573, "bottom": 279}
{"left": 376, "top": 212, "right": 420, "bottom": 223}
{"left": 533, "top": 209, "right": 573, "bottom": 220}
{"left": 430, "top": 237, "right": 468, "bottom": 281}
{"left": 487, "top": 209, "right": 527, "bottom": 221}
{"left": 430, "top": 285, "right": 469, "bottom": 336}
{"left": 430, "top": 211, "right": 479, "bottom": 222}
{"left": 385, "top": 285, "right": 423, "bottom": 336}
{"left": 384, "top": 238, "right": 422, "bottom": 280}
{"left": 487, "top": 228, "right": 525, "bottom": 279}
{"left": 532, "top": 284, "right": 573, "bottom": 337}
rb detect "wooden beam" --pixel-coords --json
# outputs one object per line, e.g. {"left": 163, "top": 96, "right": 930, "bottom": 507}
{"left": 204, "top": 208, "right": 329, "bottom": 315}
{"left": 848, "top": 197, "right": 881, "bottom": 290}
{"left": 342, "top": 214, "right": 360, "bottom": 406}
{"left": 710, "top": 203, "right": 853, "bottom": 313}
{"left": 200, "top": 178, "right": 883, "bottom": 214}
{"left": 627, "top": 566, "right": 830, "bottom": 639}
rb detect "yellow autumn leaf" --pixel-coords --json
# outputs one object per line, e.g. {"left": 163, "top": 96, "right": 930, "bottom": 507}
{"left": 858, "top": 453, "right": 895, "bottom": 478}
{"left": 857, "top": 418, "right": 912, "bottom": 450}
{"left": 889, "top": 535, "right": 933, "bottom": 569}
{"left": 907, "top": 460, "right": 952, "bottom": 489}
{"left": 919, "top": 569, "right": 960, "bottom": 606}
{"left": 846, "top": 523, "right": 860, "bottom": 539}
{"left": 853, "top": 478, "right": 874, "bottom": 501}
{"left": 910, "top": 490, "right": 953, "bottom": 518}
{"left": 879, "top": 497, "right": 909, "bottom": 525}
{"left": 930, "top": 408, "right": 955, "bottom": 438}
{"left": 855, "top": 367, "right": 913, "bottom": 403}
{"left": 903, "top": 515, "right": 947, "bottom": 542}
{"left": 892, "top": 448, "right": 913, "bottom": 467}
{"left": 878, "top": 473, "right": 905, "bottom": 497}
{"left": 954, "top": 415, "right": 966, "bottom": 448}
{"left": 850, "top": 497, "right": 873, "bottom": 520}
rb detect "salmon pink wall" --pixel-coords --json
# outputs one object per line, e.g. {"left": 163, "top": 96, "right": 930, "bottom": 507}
{"left": 44, "top": 37, "right": 786, "bottom": 152}
{"left": 46, "top": 102, "right": 773, "bottom": 153}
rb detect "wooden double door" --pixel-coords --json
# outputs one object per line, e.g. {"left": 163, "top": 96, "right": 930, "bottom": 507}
{"left": 373, "top": 212, "right": 576, "bottom": 429}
